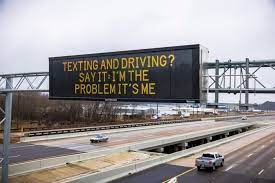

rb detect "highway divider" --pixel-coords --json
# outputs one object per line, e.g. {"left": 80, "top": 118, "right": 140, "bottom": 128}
{"left": 20, "top": 113, "right": 273, "bottom": 142}
{"left": 21, "top": 119, "right": 198, "bottom": 142}
{"left": 25, "top": 119, "right": 199, "bottom": 136}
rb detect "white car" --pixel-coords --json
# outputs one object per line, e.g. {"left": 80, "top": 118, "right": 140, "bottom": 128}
{"left": 241, "top": 116, "right": 248, "bottom": 120}
{"left": 151, "top": 115, "right": 161, "bottom": 119}
{"left": 90, "top": 134, "right": 109, "bottom": 143}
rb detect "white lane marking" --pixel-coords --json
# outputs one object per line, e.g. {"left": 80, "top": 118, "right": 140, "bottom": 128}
{"left": 225, "top": 164, "right": 235, "bottom": 171}
{"left": 110, "top": 139, "right": 127, "bottom": 143}
{"left": 68, "top": 145, "right": 91, "bottom": 149}
{"left": 0, "top": 155, "right": 21, "bottom": 160}
{"left": 273, "top": 157, "right": 275, "bottom": 160}
{"left": 271, "top": 140, "right": 273, "bottom": 143}
{"left": 10, "top": 144, "right": 36, "bottom": 149}
{"left": 258, "top": 169, "right": 264, "bottom": 175}
{"left": 247, "top": 153, "right": 253, "bottom": 157}
{"left": 9, "top": 155, "right": 21, "bottom": 158}
{"left": 261, "top": 145, "right": 265, "bottom": 148}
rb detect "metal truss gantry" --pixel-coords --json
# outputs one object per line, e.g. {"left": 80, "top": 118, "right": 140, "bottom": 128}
{"left": 0, "top": 72, "right": 49, "bottom": 183}
{"left": 203, "top": 59, "right": 275, "bottom": 108}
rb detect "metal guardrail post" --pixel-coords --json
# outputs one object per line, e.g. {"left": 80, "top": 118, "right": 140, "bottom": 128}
{"left": 2, "top": 77, "right": 13, "bottom": 183}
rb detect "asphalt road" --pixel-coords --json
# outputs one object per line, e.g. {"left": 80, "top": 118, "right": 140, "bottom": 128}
{"left": 0, "top": 116, "right": 274, "bottom": 165}
{"left": 111, "top": 132, "right": 275, "bottom": 183}
{"left": 0, "top": 119, "right": 233, "bottom": 164}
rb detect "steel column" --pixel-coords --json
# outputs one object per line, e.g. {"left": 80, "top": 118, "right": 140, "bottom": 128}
{"left": 2, "top": 78, "right": 13, "bottom": 183}
{"left": 215, "top": 60, "right": 219, "bottom": 104}
{"left": 245, "top": 58, "right": 249, "bottom": 109}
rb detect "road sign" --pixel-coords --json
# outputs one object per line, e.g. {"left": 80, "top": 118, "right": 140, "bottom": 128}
{"left": 49, "top": 44, "right": 208, "bottom": 102}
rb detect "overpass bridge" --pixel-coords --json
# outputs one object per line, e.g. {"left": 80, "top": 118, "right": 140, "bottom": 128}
{"left": 203, "top": 59, "right": 275, "bottom": 109}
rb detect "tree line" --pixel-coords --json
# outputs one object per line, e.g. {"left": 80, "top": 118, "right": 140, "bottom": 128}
{"left": 0, "top": 93, "right": 123, "bottom": 128}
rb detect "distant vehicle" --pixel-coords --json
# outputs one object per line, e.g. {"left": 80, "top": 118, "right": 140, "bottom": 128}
{"left": 90, "top": 134, "right": 109, "bottom": 143}
{"left": 195, "top": 152, "right": 224, "bottom": 171}
{"left": 241, "top": 116, "right": 248, "bottom": 120}
{"left": 151, "top": 114, "right": 161, "bottom": 119}
{"left": 180, "top": 112, "right": 190, "bottom": 118}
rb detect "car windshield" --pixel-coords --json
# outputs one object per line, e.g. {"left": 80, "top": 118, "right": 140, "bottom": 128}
{"left": 96, "top": 134, "right": 103, "bottom": 138}
{"left": 202, "top": 153, "right": 215, "bottom": 158}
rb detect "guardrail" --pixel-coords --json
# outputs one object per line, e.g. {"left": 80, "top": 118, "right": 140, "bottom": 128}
{"left": 24, "top": 119, "right": 199, "bottom": 137}
{"left": 22, "top": 113, "right": 275, "bottom": 138}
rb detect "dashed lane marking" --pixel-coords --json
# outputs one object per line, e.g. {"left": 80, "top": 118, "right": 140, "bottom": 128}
{"left": 258, "top": 169, "right": 264, "bottom": 175}
{"left": 224, "top": 164, "right": 236, "bottom": 171}
{"left": 162, "top": 167, "right": 196, "bottom": 183}
{"left": 68, "top": 145, "right": 91, "bottom": 149}
{"left": 247, "top": 153, "right": 253, "bottom": 157}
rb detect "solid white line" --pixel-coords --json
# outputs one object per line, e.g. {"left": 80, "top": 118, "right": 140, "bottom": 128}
{"left": 10, "top": 144, "right": 36, "bottom": 149}
{"left": 258, "top": 169, "right": 264, "bottom": 175}
{"left": 68, "top": 145, "right": 90, "bottom": 149}
{"left": 0, "top": 155, "right": 21, "bottom": 159}
{"left": 247, "top": 153, "right": 253, "bottom": 157}
{"left": 225, "top": 164, "right": 235, "bottom": 171}
{"left": 9, "top": 155, "right": 21, "bottom": 158}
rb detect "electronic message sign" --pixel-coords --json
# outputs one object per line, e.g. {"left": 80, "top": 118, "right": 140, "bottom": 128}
{"left": 49, "top": 44, "right": 208, "bottom": 102}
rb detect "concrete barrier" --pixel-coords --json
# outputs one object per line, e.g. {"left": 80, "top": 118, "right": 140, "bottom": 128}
{"left": 3, "top": 146, "right": 130, "bottom": 177}
{"left": 23, "top": 119, "right": 198, "bottom": 137}
{"left": 20, "top": 119, "right": 210, "bottom": 142}
{"left": 21, "top": 113, "right": 275, "bottom": 142}
{"left": 129, "top": 123, "right": 254, "bottom": 150}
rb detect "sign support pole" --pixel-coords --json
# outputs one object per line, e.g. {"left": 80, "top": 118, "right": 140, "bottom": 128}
{"left": 157, "top": 103, "right": 159, "bottom": 120}
{"left": 2, "top": 77, "right": 12, "bottom": 183}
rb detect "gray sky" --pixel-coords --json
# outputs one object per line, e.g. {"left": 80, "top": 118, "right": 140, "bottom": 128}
{"left": 0, "top": 0, "right": 275, "bottom": 103}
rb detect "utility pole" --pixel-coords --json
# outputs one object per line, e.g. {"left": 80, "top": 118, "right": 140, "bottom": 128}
{"left": 2, "top": 77, "right": 13, "bottom": 183}
{"left": 156, "top": 103, "right": 159, "bottom": 120}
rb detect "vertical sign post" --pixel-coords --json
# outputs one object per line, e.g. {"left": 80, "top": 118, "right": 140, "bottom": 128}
{"left": 2, "top": 78, "right": 13, "bottom": 183}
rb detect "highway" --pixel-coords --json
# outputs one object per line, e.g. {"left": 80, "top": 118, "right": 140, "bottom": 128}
{"left": 0, "top": 120, "right": 232, "bottom": 164}
{"left": 111, "top": 125, "right": 275, "bottom": 183}
{"left": 0, "top": 116, "right": 274, "bottom": 165}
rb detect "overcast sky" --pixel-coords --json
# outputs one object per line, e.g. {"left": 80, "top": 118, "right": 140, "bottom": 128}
{"left": 0, "top": 0, "right": 275, "bottom": 103}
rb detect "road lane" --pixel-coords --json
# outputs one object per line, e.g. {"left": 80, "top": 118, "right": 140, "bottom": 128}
{"left": 174, "top": 133, "right": 275, "bottom": 183}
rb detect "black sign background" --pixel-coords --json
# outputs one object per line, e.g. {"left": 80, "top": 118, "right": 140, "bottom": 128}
{"left": 49, "top": 45, "right": 201, "bottom": 102}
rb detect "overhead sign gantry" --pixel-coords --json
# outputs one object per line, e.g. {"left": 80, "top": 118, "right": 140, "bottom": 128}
{"left": 49, "top": 44, "right": 209, "bottom": 103}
